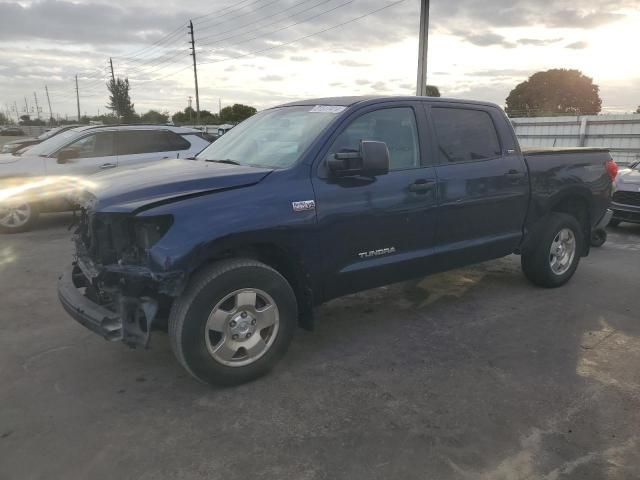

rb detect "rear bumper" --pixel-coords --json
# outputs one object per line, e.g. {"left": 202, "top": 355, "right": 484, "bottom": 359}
{"left": 595, "top": 209, "right": 613, "bottom": 229}
{"left": 58, "top": 266, "right": 123, "bottom": 341}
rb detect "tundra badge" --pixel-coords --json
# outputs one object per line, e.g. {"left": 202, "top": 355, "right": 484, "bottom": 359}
{"left": 358, "top": 247, "right": 396, "bottom": 259}
{"left": 292, "top": 200, "right": 316, "bottom": 212}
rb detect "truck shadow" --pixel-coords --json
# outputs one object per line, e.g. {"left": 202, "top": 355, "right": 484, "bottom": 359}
{"left": 283, "top": 254, "right": 640, "bottom": 479}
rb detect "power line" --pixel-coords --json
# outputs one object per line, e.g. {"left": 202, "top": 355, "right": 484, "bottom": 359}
{"left": 197, "top": 0, "right": 333, "bottom": 44}
{"left": 198, "top": 0, "right": 408, "bottom": 66}
{"left": 198, "top": 0, "right": 356, "bottom": 52}
{"left": 192, "top": 0, "right": 266, "bottom": 23}
{"left": 196, "top": 0, "right": 282, "bottom": 31}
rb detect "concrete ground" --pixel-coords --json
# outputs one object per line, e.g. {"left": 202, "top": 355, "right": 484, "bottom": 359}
{"left": 1, "top": 214, "right": 639, "bottom": 480}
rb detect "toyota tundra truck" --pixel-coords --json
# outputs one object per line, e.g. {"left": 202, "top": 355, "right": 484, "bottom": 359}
{"left": 58, "top": 96, "right": 616, "bottom": 386}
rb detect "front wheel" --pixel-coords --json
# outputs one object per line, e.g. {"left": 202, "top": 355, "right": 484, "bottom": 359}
{"left": 608, "top": 218, "right": 621, "bottom": 228}
{"left": 0, "top": 202, "right": 39, "bottom": 233}
{"left": 521, "top": 213, "right": 584, "bottom": 288}
{"left": 169, "top": 259, "right": 297, "bottom": 386}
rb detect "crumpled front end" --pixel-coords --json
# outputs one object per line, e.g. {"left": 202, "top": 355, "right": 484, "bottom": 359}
{"left": 58, "top": 203, "right": 184, "bottom": 348}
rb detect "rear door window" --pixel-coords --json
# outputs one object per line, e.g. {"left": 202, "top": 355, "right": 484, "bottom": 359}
{"left": 431, "top": 108, "right": 501, "bottom": 163}
{"left": 116, "top": 130, "right": 174, "bottom": 155}
{"left": 165, "top": 131, "right": 191, "bottom": 150}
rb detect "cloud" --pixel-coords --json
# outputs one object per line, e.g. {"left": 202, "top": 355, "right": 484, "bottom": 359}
{"left": 260, "top": 75, "right": 284, "bottom": 82}
{"left": 338, "top": 59, "right": 371, "bottom": 67}
{"left": 452, "top": 31, "right": 516, "bottom": 48}
{"left": 565, "top": 41, "right": 589, "bottom": 49}
{"left": 355, "top": 79, "right": 371, "bottom": 85}
{"left": 517, "top": 37, "right": 562, "bottom": 46}
{"left": 289, "top": 56, "right": 309, "bottom": 62}
{"left": 469, "top": 69, "right": 532, "bottom": 78}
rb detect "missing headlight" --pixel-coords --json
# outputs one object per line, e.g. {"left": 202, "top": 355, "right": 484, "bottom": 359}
{"left": 132, "top": 215, "right": 173, "bottom": 250}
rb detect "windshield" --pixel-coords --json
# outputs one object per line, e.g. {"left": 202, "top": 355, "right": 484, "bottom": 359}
{"left": 26, "top": 128, "right": 85, "bottom": 156}
{"left": 195, "top": 105, "right": 343, "bottom": 168}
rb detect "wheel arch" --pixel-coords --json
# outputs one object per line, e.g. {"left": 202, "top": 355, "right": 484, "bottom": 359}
{"left": 186, "top": 238, "right": 316, "bottom": 330}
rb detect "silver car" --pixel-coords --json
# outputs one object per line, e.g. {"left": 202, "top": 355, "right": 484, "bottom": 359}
{"left": 610, "top": 161, "right": 640, "bottom": 226}
{"left": 0, "top": 125, "right": 211, "bottom": 232}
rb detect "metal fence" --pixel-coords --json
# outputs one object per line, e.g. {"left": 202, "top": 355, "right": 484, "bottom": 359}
{"left": 511, "top": 114, "right": 640, "bottom": 166}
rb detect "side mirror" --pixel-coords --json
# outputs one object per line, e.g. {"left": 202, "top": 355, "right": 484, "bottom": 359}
{"left": 328, "top": 140, "right": 390, "bottom": 177}
{"left": 57, "top": 148, "right": 80, "bottom": 164}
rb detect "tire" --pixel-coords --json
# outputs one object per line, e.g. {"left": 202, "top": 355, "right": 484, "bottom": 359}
{"left": 590, "top": 228, "right": 607, "bottom": 248}
{"left": 608, "top": 218, "right": 621, "bottom": 228}
{"left": 169, "top": 258, "right": 297, "bottom": 386}
{"left": 521, "top": 213, "right": 584, "bottom": 288}
{"left": 0, "top": 202, "right": 39, "bottom": 233}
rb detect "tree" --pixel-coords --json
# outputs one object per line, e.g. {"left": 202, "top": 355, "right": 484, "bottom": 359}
{"left": 505, "top": 69, "right": 601, "bottom": 117}
{"left": 425, "top": 85, "right": 441, "bottom": 97}
{"left": 18, "top": 115, "right": 45, "bottom": 126}
{"left": 106, "top": 77, "right": 136, "bottom": 122}
{"left": 172, "top": 107, "right": 196, "bottom": 124}
{"left": 0, "top": 112, "right": 8, "bottom": 125}
{"left": 636, "top": 106, "right": 640, "bottom": 114}
{"left": 140, "top": 110, "right": 169, "bottom": 124}
{"left": 220, "top": 104, "right": 257, "bottom": 123}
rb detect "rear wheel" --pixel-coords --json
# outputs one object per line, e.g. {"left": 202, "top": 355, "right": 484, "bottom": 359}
{"left": 169, "top": 259, "right": 297, "bottom": 386}
{"left": 521, "top": 213, "right": 584, "bottom": 288}
{"left": 0, "top": 202, "right": 38, "bottom": 233}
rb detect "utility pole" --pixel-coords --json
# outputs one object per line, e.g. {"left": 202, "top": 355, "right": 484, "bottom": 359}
{"left": 24, "top": 97, "right": 29, "bottom": 116}
{"left": 188, "top": 20, "right": 201, "bottom": 125}
{"left": 415, "top": 0, "right": 430, "bottom": 96}
{"left": 33, "top": 92, "right": 41, "bottom": 120}
{"left": 75, "top": 74, "right": 81, "bottom": 122}
{"left": 45, "top": 85, "right": 53, "bottom": 124}
{"left": 219, "top": 98, "right": 222, "bottom": 116}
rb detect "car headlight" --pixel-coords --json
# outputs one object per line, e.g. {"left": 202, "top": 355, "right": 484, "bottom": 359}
{"left": 132, "top": 215, "right": 173, "bottom": 250}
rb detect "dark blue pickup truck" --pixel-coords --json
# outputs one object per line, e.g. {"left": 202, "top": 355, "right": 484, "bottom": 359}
{"left": 58, "top": 96, "right": 616, "bottom": 385}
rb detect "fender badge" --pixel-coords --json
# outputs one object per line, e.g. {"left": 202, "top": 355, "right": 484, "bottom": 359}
{"left": 292, "top": 200, "right": 316, "bottom": 212}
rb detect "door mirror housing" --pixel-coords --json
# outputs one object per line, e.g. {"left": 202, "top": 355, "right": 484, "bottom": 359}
{"left": 57, "top": 148, "right": 80, "bottom": 164}
{"left": 328, "top": 140, "right": 390, "bottom": 177}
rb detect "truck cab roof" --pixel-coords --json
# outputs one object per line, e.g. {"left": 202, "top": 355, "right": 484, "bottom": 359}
{"left": 277, "top": 95, "right": 502, "bottom": 110}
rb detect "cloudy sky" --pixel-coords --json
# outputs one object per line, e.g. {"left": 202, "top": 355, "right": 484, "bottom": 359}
{"left": 0, "top": 0, "right": 639, "bottom": 120}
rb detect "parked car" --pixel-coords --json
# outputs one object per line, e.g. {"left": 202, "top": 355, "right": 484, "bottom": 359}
{"left": 0, "top": 127, "right": 25, "bottom": 136}
{"left": 609, "top": 160, "right": 640, "bottom": 226}
{"left": 1, "top": 125, "right": 79, "bottom": 154}
{"left": 58, "top": 96, "right": 615, "bottom": 386}
{"left": 0, "top": 125, "right": 211, "bottom": 232}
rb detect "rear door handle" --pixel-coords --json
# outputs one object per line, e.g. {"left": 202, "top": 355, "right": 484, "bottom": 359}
{"left": 505, "top": 169, "right": 522, "bottom": 176}
{"left": 409, "top": 179, "right": 436, "bottom": 194}
{"left": 100, "top": 163, "right": 117, "bottom": 170}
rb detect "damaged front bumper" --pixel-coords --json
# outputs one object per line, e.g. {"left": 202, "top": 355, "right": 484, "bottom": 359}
{"left": 58, "top": 258, "right": 183, "bottom": 348}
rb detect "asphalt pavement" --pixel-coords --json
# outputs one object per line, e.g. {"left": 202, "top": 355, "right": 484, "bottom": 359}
{"left": 1, "top": 213, "right": 639, "bottom": 480}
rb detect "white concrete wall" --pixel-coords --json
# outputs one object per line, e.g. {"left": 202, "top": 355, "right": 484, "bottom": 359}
{"left": 511, "top": 114, "right": 640, "bottom": 166}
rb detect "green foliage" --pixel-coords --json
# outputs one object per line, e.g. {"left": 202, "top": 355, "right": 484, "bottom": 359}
{"left": 636, "top": 106, "right": 640, "bottom": 114}
{"left": 425, "top": 85, "right": 441, "bottom": 97}
{"left": 140, "top": 110, "right": 169, "bottom": 124}
{"left": 220, "top": 104, "right": 257, "bottom": 123}
{"left": 106, "top": 77, "right": 137, "bottom": 122}
{"left": 505, "top": 69, "right": 602, "bottom": 117}
{"left": 172, "top": 106, "right": 221, "bottom": 125}
{"left": 0, "top": 112, "right": 7, "bottom": 124}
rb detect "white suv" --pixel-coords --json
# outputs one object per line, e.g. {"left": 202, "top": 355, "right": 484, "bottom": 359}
{"left": 0, "top": 125, "right": 210, "bottom": 232}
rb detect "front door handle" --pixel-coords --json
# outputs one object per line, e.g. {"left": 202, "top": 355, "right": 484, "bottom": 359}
{"left": 409, "top": 179, "right": 436, "bottom": 194}
{"left": 100, "top": 163, "right": 117, "bottom": 170}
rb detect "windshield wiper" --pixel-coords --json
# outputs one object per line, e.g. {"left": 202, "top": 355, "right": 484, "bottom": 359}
{"left": 204, "top": 159, "right": 241, "bottom": 165}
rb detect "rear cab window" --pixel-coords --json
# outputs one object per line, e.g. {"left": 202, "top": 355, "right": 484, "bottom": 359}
{"left": 116, "top": 130, "right": 190, "bottom": 155}
{"left": 431, "top": 107, "right": 501, "bottom": 164}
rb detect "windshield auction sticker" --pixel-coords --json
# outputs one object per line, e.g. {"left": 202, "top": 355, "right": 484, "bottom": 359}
{"left": 309, "top": 105, "right": 347, "bottom": 113}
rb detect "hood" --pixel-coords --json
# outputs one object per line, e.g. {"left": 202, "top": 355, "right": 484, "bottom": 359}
{"left": 85, "top": 159, "right": 273, "bottom": 212}
{"left": 615, "top": 168, "right": 640, "bottom": 188}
